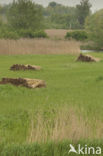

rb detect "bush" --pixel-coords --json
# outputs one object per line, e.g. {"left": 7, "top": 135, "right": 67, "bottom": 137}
{"left": 17, "top": 29, "right": 35, "bottom": 38}
{"left": 18, "top": 29, "right": 48, "bottom": 38}
{"left": 0, "top": 27, "right": 47, "bottom": 39}
{"left": 33, "top": 30, "right": 48, "bottom": 38}
{"left": 65, "top": 30, "right": 88, "bottom": 41}
{"left": 0, "top": 29, "right": 20, "bottom": 40}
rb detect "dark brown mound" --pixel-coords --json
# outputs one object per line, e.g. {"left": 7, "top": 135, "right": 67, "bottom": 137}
{"left": 10, "top": 64, "right": 41, "bottom": 71}
{"left": 0, "top": 78, "right": 46, "bottom": 88}
{"left": 77, "top": 53, "right": 100, "bottom": 62}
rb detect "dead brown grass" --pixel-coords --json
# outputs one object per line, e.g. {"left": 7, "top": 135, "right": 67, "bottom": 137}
{"left": 27, "top": 106, "right": 103, "bottom": 143}
{"left": 0, "top": 38, "right": 80, "bottom": 55}
{"left": 45, "top": 29, "right": 71, "bottom": 39}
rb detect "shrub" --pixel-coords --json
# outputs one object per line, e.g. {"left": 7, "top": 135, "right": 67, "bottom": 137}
{"left": 0, "top": 29, "right": 20, "bottom": 40}
{"left": 0, "top": 27, "right": 47, "bottom": 39}
{"left": 65, "top": 30, "right": 88, "bottom": 41}
{"left": 17, "top": 29, "right": 35, "bottom": 38}
{"left": 18, "top": 29, "right": 48, "bottom": 38}
{"left": 33, "top": 30, "right": 48, "bottom": 38}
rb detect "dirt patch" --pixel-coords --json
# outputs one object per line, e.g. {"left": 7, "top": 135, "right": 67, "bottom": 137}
{"left": 10, "top": 64, "right": 41, "bottom": 71}
{"left": 0, "top": 78, "right": 46, "bottom": 88}
{"left": 45, "top": 29, "right": 69, "bottom": 39}
{"left": 77, "top": 53, "right": 100, "bottom": 62}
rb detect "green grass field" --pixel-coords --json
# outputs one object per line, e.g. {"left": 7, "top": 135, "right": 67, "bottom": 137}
{"left": 0, "top": 53, "right": 103, "bottom": 155}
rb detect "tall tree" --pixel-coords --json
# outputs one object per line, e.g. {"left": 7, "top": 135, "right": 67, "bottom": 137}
{"left": 85, "top": 9, "right": 103, "bottom": 49}
{"left": 7, "top": 0, "right": 44, "bottom": 30}
{"left": 49, "top": 2, "right": 57, "bottom": 8}
{"left": 76, "top": 0, "right": 91, "bottom": 28}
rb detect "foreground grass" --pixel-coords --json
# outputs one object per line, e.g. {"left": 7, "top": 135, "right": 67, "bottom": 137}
{"left": 0, "top": 141, "right": 103, "bottom": 156}
{"left": 0, "top": 53, "right": 103, "bottom": 155}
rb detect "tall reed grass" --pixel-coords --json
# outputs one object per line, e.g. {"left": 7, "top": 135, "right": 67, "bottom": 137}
{"left": 27, "top": 106, "right": 103, "bottom": 143}
{"left": 0, "top": 39, "right": 80, "bottom": 55}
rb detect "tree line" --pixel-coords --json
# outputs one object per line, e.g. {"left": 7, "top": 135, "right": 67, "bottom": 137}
{"left": 44, "top": 0, "right": 91, "bottom": 29}
{"left": 0, "top": 0, "right": 91, "bottom": 30}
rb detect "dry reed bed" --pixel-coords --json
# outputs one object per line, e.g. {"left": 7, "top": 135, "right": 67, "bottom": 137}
{"left": 0, "top": 39, "right": 80, "bottom": 55}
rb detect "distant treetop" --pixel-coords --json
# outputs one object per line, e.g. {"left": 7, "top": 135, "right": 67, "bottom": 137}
{"left": 49, "top": 2, "right": 57, "bottom": 7}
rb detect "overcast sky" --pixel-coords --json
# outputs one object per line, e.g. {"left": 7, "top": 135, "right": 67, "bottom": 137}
{"left": 1, "top": 0, "right": 103, "bottom": 12}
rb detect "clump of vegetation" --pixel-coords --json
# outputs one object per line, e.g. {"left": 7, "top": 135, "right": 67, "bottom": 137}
{"left": 0, "top": 28, "right": 47, "bottom": 39}
{"left": 18, "top": 29, "right": 36, "bottom": 38}
{"left": 0, "top": 27, "right": 20, "bottom": 39}
{"left": 65, "top": 30, "right": 88, "bottom": 41}
{"left": 17, "top": 29, "right": 48, "bottom": 38}
{"left": 33, "top": 30, "right": 48, "bottom": 38}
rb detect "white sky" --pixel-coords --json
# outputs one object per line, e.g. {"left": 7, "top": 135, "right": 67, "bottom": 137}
{"left": 0, "top": 0, "right": 103, "bottom": 12}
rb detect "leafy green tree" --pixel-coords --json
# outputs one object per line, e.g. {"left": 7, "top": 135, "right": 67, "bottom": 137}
{"left": 85, "top": 9, "right": 103, "bottom": 49}
{"left": 49, "top": 2, "right": 57, "bottom": 7}
{"left": 7, "top": 0, "right": 44, "bottom": 30}
{"left": 76, "top": 0, "right": 91, "bottom": 28}
{"left": 43, "top": 2, "right": 80, "bottom": 29}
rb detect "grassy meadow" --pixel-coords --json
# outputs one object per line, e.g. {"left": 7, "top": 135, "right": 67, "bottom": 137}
{"left": 0, "top": 52, "right": 103, "bottom": 155}
{"left": 0, "top": 29, "right": 102, "bottom": 155}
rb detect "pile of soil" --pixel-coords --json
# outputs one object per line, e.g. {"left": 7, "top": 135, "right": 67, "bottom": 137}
{"left": 10, "top": 64, "right": 41, "bottom": 71}
{"left": 76, "top": 53, "right": 100, "bottom": 62}
{"left": 0, "top": 78, "right": 46, "bottom": 88}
